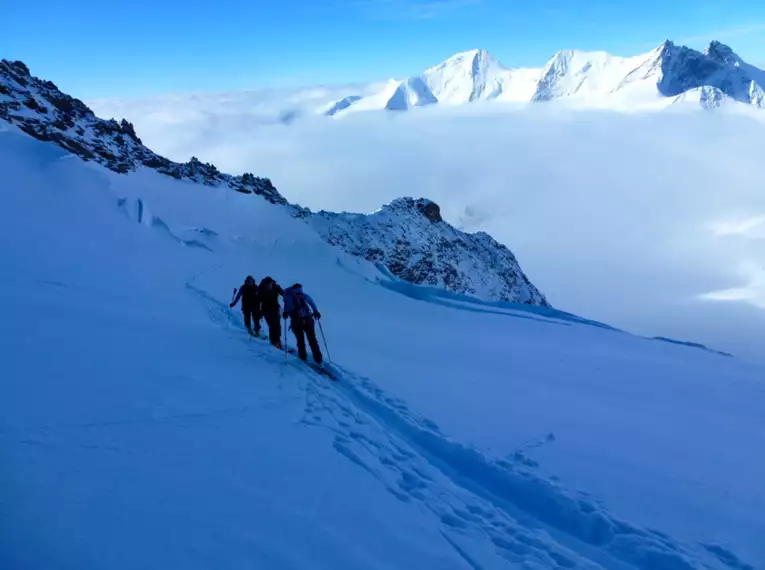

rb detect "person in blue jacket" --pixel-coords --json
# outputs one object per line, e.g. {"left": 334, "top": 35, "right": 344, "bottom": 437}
{"left": 283, "top": 283, "right": 323, "bottom": 364}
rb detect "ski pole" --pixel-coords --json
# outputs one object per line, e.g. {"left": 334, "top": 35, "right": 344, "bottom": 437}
{"left": 229, "top": 288, "right": 238, "bottom": 335}
{"left": 317, "top": 319, "right": 331, "bottom": 364}
{"left": 283, "top": 316, "right": 288, "bottom": 362}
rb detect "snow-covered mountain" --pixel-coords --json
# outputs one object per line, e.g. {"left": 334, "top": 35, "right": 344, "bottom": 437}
{"left": 325, "top": 40, "right": 765, "bottom": 113}
{"left": 310, "top": 198, "right": 549, "bottom": 305}
{"left": 326, "top": 48, "right": 539, "bottom": 113}
{"left": 5, "top": 51, "right": 765, "bottom": 570}
{"left": 4, "top": 82, "right": 765, "bottom": 570}
{"left": 419, "top": 49, "right": 540, "bottom": 104}
{"left": 1, "top": 59, "right": 547, "bottom": 306}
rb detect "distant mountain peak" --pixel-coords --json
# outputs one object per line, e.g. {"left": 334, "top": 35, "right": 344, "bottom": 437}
{"left": 443, "top": 48, "right": 496, "bottom": 64}
{"left": 705, "top": 40, "right": 736, "bottom": 55}
{"left": 549, "top": 48, "right": 575, "bottom": 60}
{"left": 387, "top": 197, "right": 443, "bottom": 223}
{"left": 327, "top": 39, "right": 765, "bottom": 113}
{"left": 704, "top": 40, "right": 740, "bottom": 65}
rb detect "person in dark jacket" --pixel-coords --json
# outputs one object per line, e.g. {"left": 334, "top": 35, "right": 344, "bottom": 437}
{"left": 230, "top": 275, "right": 261, "bottom": 336}
{"left": 259, "top": 276, "right": 284, "bottom": 348}
{"left": 283, "top": 283, "right": 322, "bottom": 364}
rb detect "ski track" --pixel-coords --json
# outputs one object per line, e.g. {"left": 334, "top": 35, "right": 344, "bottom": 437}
{"left": 187, "top": 281, "right": 742, "bottom": 570}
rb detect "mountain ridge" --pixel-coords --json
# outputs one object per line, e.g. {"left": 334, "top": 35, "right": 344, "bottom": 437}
{"left": 327, "top": 40, "right": 765, "bottom": 113}
{"left": 0, "top": 59, "right": 548, "bottom": 306}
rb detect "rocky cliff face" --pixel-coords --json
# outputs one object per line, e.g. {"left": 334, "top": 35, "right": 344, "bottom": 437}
{"left": 529, "top": 40, "right": 765, "bottom": 109}
{"left": 309, "top": 198, "right": 549, "bottom": 305}
{"left": 0, "top": 59, "right": 285, "bottom": 203}
{"left": 655, "top": 41, "right": 765, "bottom": 107}
{"left": 1, "top": 60, "right": 549, "bottom": 306}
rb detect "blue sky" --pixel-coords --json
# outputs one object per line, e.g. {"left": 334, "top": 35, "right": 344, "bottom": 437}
{"left": 4, "top": 0, "right": 765, "bottom": 98}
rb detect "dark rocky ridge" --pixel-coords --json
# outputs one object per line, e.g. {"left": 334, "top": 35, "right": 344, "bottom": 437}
{"left": 0, "top": 60, "right": 285, "bottom": 204}
{"left": 311, "top": 198, "right": 550, "bottom": 306}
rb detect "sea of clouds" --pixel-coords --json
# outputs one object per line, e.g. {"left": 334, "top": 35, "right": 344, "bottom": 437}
{"left": 90, "top": 94, "right": 765, "bottom": 361}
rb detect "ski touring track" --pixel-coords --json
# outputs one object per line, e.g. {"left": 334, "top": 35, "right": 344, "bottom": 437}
{"left": 187, "top": 280, "right": 751, "bottom": 570}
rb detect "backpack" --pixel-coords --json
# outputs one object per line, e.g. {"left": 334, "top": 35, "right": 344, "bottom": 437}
{"left": 292, "top": 289, "right": 312, "bottom": 318}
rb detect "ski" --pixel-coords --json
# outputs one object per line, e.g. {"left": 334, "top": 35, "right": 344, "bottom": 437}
{"left": 242, "top": 327, "right": 338, "bottom": 380}
{"left": 280, "top": 341, "right": 338, "bottom": 380}
{"left": 307, "top": 362, "right": 338, "bottom": 381}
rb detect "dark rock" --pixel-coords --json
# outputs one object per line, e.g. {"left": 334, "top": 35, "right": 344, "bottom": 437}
{"left": 10, "top": 61, "right": 30, "bottom": 76}
{"left": 418, "top": 200, "right": 442, "bottom": 223}
{"left": 23, "top": 97, "right": 45, "bottom": 113}
{"left": 119, "top": 118, "right": 141, "bottom": 143}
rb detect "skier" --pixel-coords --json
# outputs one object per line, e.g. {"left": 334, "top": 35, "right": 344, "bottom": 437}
{"left": 259, "top": 276, "right": 284, "bottom": 349}
{"left": 230, "top": 276, "right": 261, "bottom": 336}
{"left": 283, "top": 283, "right": 323, "bottom": 364}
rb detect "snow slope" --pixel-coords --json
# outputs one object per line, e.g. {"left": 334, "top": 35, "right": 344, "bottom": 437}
{"left": 3, "top": 113, "right": 765, "bottom": 570}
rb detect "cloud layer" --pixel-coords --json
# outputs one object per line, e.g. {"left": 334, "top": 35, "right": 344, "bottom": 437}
{"left": 91, "top": 96, "right": 765, "bottom": 360}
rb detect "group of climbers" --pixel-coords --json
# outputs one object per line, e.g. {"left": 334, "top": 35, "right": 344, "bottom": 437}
{"left": 230, "top": 276, "right": 323, "bottom": 365}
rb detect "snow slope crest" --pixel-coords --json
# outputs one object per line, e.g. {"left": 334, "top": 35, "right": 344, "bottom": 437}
{"left": 309, "top": 197, "right": 550, "bottom": 305}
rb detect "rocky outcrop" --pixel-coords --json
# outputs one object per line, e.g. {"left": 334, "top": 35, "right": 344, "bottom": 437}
{"left": 655, "top": 41, "right": 763, "bottom": 105}
{"left": 309, "top": 198, "right": 549, "bottom": 306}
